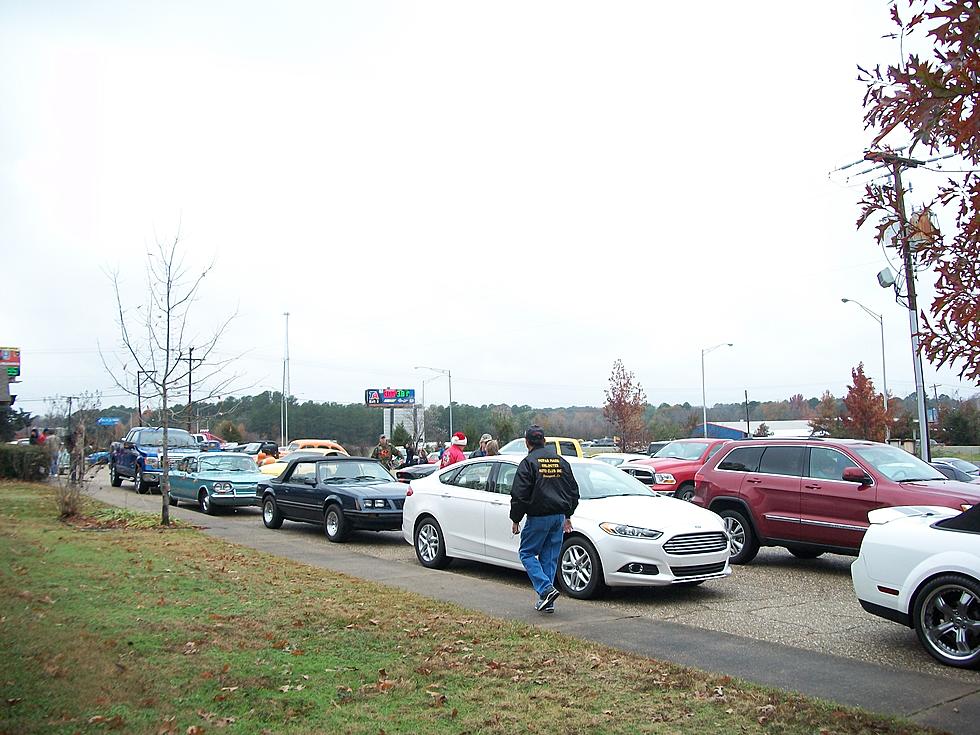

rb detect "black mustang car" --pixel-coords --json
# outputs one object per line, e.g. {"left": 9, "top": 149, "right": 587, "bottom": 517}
{"left": 257, "top": 454, "right": 407, "bottom": 542}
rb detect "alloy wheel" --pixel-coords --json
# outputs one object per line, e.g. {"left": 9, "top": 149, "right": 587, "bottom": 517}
{"left": 560, "top": 544, "right": 593, "bottom": 593}
{"left": 724, "top": 516, "right": 745, "bottom": 555}
{"left": 919, "top": 584, "right": 980, "bottom": 663}
{"left": 417, "top": 522, "right": 440, "bottom": 563}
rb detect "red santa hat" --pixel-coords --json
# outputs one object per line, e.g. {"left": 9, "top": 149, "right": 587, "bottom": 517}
{"left": 450, "top": 431, "right": 467, "bottom": 446}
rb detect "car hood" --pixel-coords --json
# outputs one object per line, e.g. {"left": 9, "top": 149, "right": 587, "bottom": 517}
{"left": 867, "top": 505, "right": 958, "bottom": 525}
{"left": 899, "top": 479, "right": 980, "bottom": 500}
{"left": 139, "top": 447, "right": 198, "bottom": 457}
{"left": 334, "top": 480, "right": 407, "bottom": 496}
{"left": 633, "top": 457, "right": 700, "bottom": 472}
{"left": 196, "top": 471, "right": 266, "bottom": 484}
{"left": 577, "top": 494, "right": 725, "bottom": 531}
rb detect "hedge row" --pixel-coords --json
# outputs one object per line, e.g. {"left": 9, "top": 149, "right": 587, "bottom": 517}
{"left": 0, "top": 445, "right": 49, "bottom": 481}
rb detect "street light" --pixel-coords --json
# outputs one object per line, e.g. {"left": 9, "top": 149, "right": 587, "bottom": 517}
{"left": 701, "top": 343, "right": 733, "bottom": 438}
{"left": 415, "top": 366, "right": 453, "bottom": 439}
{"left": 842, "top": 298, "right": 890, "bottom": 440}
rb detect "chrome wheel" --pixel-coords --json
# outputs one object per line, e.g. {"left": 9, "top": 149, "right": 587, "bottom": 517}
{"left": 200, "top": 491, "right": 212, "bottom": 514}
{"left": 918, "top": 583, "right": 980, "bottom": 665}
{"left": 561, "top": 544, "right": 593, "bottom": 593}
{"left": 724, "top": 516, "right": 745, "bottom": 556}
{"left": 326, "top": 508, "right": 340, "bottom": 537}
{"left": 263, "top": 502, "right": 274, "bottom": 524}
{"left": 417, "top": 522, "right": 440, "bottom": 563}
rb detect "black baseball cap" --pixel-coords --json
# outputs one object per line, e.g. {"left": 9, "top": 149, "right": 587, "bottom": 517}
{"left": 525, "top": 425, "right": 545, "bottom": 443}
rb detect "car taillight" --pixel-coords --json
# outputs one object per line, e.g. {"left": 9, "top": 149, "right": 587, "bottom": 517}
{"left": 406, "top": 487, "right": 413, "bottom": 496}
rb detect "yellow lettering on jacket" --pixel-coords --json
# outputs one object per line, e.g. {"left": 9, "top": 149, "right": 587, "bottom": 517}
{"left": 537, "top": 457, "right": 562, "bottom": 477}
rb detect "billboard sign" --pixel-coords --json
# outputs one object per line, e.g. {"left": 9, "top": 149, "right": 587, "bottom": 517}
{"left": 0, "top": 347, "right": 20, "bottom": 377}
{"left": 96, "top": 417, "right": 122, "bottom": 426}
{"left": 365, "top": 388, "right": 416, "bottom": 407}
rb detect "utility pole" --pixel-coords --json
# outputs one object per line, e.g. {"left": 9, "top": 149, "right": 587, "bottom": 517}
{"left": 744, "top": 390, "right": 750, "bottom": 437}
{"left": 864, "top": 150, "right": 931, "bottom": 461}
{"left": 282, "top": 312, "right": 290, "bottom": 448}
{"left": 178, "top": 348, "right": 204, "bottom": 432}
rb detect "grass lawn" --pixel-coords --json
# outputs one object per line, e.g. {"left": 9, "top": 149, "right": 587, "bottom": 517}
{"left": 0, "top": 482, "right": 940, "bottom": 735}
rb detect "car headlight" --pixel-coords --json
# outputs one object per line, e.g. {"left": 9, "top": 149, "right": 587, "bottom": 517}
{"left": 212, "top": 482, "right": 232, "bottom": 493}
{"left": 599, "top": 522, "right": 663, "bottom": 539}
{"left": 654, "top": 473, "right": 676, "bottom": 485}
{"left": 362, "top": 499, "right": 387, "bottom": 509}
{"left": 144, "top": 457, "right": 160, "bottom": 469}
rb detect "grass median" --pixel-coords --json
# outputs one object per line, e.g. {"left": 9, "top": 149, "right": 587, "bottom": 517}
{"left": 0, "top": 482, "right": 938, "bottom": 735}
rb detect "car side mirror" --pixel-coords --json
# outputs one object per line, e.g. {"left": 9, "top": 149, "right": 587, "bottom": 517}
{"left": 123, "top": 441, "right": 135, "bottom": 450}
{"left": 842, "top": 467, "right": 872, "bottom": 485}
{"left": 304, "top": 477, "right": 318, "bottom": 487}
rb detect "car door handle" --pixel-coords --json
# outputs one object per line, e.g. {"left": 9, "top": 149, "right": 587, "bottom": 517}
{"left": 490, "top": 500, "right": 505, "bottom": 505}
{"left": 440, "top": 493, "right": 452, "bottom": 499}
{"left": 745, "top": 478, "right": 762, "bottom": 484}
{"left": 804, "top": 483, "right": 820, "bottom": 489}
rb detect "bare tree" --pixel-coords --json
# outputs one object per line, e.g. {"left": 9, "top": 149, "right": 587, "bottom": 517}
{"left": 101, "top": 234, "right": 239, "bottom": 525}
{"left": 602, "top": 359, "right": 648, "bottom": 452}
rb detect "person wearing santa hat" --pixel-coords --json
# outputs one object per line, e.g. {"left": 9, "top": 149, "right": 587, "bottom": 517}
{"left": 440, "top": 431, "right": 468, "bottom": 468}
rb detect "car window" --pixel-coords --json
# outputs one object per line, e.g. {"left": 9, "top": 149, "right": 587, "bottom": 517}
{"left": 706, "top": 443, "right": 725, "bottom": 460}
{"left": 451, "top": 462, "right": 494, "bottom": 491}
{"left": 808, "top": 447, "right": 858, "bottom": 481}
{"left": 289, "top": 462, "right": 317, "bottom": 483}
{"left": 558, "top": 441, "right": 578, "bottom": 457}
{"left": 655, "top": 441, "right": 712, "bottom": 460}
{"left": 852, "top": 444, "right": 945, "bottom": 482}
{"left": 717, "top": 446, "right": 764, "bottom": 473}
{"left": 187, "top": 458, "right": 198, "bottom": 473}
{"left": 495, "top": 463, "right": 517, "bottom": 494}
{"left": 758, "top": 446, "right": 805, "bottom": 477}
{"left": 572, "top": 462, "right": 653, "bottom": 499}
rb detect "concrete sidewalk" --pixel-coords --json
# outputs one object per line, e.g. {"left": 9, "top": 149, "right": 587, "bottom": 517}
{"left": 91, "top": 484, "right": 979, "bottom": 734}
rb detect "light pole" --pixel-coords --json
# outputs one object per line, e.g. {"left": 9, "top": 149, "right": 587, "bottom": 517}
{"left": 415, "top": 366, "right": 453, "bottom": 439}
{"left": 842, "top": 298, "right": 890, "bottom": 440}
{"left": 701, "top": 343, "right": 733, "bottom": 438}
{"left": 418, "top": 374, "right": 442, "bottom": 444}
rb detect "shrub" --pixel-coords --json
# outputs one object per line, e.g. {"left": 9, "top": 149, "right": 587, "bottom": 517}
{"left": 0, "top": 445, "right": 48, "bottom": 481}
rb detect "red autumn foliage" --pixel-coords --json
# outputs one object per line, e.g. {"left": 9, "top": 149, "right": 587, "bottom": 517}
{"left": 843, "top": 363, "right": 889, "bottom": 442}
{"left": 858, "top": 1, "right": 980, "bottom": 381}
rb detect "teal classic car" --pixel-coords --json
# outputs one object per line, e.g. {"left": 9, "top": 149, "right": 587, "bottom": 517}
{"left": 169, "top": 453, "right": 266, "bottom": 514}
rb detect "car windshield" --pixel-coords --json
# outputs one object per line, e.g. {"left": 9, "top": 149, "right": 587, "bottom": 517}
{"left": 138, "top": 429, "right": 197, "bottom": 449}
{"left": 852, "top": 445, "right": 946, "bottom": 482}
{"left": 572, "top": 462, "right": 655, "bottom": 500}
{"left": 500, "top": 439, "right": 527, "bottom": 454}
{"left": 653, "top": 441, "right": 710, "bottom": 461}
{"left": 199, "top": 456, "right": 258, "bottom": 473}
{"left": 937, "top": 457, "right": 980, "bottom": 475}
{"left": 319, "top": 461, "right": 393, "bottom": 483}
{"left": 594, "top": 455, "right": 625, "bottom": 466}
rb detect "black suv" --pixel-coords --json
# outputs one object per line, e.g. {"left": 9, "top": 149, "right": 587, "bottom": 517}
{"left": 258, "top": 455, "right": 408, "bottom": 542}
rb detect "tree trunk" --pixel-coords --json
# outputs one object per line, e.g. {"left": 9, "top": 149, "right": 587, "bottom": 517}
{"left": 161, "top": 386, "right": 170, "bottom": 526}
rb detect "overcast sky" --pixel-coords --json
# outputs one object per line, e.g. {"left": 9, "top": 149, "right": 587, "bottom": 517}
{"left": 2, "top": 1, "right": 977, "bottom": 415}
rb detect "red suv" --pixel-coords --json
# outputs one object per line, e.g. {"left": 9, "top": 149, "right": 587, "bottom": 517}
{"left": 625, "top": 438, "right": 729, "bottom": 500}
{"left": 692, "top": 438, "right": 980, "bottom": 564}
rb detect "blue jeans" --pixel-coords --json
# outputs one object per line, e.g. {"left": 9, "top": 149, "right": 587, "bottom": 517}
{"left": 518, "top": 514, "right": 565, "bottom": 597}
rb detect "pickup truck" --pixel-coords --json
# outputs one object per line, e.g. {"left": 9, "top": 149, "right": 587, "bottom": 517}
{"left": 499, "top": 436, "right": 584, "bottom": 458}
{"left": 109, "top": 427, "right": 200, "bottom": 493}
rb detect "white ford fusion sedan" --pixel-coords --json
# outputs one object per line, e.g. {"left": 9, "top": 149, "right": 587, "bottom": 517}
{"left": 852, "top": 504, "right": 980, "bottom": 669}
{"left": 402, "top": 456, "right": 731, "bottom": 599}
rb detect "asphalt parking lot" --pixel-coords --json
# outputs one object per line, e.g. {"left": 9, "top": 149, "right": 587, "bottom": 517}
{"left": 86, "top": 470, "right": 980, "bottom": 685}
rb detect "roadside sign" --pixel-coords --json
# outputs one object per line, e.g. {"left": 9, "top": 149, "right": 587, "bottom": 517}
{"left": 365, "top": 388, "right": 415, "bottom": 407}
{"left": 0, "top": 347, "right": 20, "bottom": 378}
{"left": 96, "top": 417, "right": 122, "bottom": 426}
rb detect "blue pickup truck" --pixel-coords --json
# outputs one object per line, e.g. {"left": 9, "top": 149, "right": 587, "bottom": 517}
{"left": 109, "top": 427, "right": 200, "bottom": 493}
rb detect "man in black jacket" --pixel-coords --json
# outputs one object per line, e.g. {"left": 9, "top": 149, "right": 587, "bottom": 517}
{"left": 510, "top": 425, "right": 579, "bottom": 613}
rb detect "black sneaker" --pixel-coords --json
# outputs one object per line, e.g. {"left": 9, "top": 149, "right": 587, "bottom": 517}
{"left": 541, "top": 602, "right": 555, "bottom": 614}
{"left": 535, "top": 586, "right": 560, "bottom": 612}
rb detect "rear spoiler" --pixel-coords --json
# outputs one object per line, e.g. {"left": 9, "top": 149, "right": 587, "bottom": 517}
{"left": 867, "top": 506, "right": 956, "bottom": 525}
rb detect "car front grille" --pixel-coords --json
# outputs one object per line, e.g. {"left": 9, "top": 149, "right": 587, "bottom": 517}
{"left": 392, "top": 498, "right": 404, "bottom": 510}
{"left": 670, "top": 561, "right": 727, "bottom": 578}
{"left": 663, "top": 532, "right": 728, "bottom": 555}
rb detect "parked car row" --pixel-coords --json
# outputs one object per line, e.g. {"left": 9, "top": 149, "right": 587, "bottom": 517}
{"left": 100, "top": 428, "right": 980, "bottom": 669}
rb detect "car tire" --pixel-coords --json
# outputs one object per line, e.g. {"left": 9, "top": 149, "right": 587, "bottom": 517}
{"left": 109, "top": 465, "right": 122, "bottom": 487}
{"left": 199, "top": 490, "right": 215, "bottom": 515}
{"left": 414, "top": 516, "right": 451, "bottom": 569}
{"left": 323, "top": 503, "right": 350, "bottom": 543}
{"left": 720, "top": 509, "right": 759, "bottom": 565}
{"left": 134, "top": 467, "right": 147, "bottom": 494}
{"left": 788, "top": 547, "right": 823, "bottom": 560}
{"left": 675, "top": 483, "right": 696, "bottom": 502}
{"left": 913, "top": 574, "right": 980, "bottom": 669}
{"left": 262, "top": 496, "right": 283, "bottom": 529}
{"left": 168, "top": 493, "right": 178, "bottom": 507}
{"left": 557, "top": 535, "right": 606, "bottom": 600}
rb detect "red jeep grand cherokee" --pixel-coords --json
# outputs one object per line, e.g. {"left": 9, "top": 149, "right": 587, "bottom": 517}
{"left": 692, "top": 438, "right": 980, "bottom": 564}
{"left": 627, "top": 438, "right": 729, "bottom": 500}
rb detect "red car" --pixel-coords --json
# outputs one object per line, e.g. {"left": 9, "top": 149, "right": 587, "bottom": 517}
{"left": 692, "top": 438, "right": 980, "bottom": 564}
{"left": 624, "top": 438, "right": 729, "bottom": 500}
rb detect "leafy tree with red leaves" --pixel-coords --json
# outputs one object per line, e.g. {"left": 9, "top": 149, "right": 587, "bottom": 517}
{"left": 843, "top": 363, "right": 889, "bottom": 442}
{"left": 858, "top": 1, "right": 980, "bottom": 381}
{"left": 603, "top": 359, "right": 648, "bottom": 451}
{"left": 809, "top": 391, "right": 844, "bottom": 437}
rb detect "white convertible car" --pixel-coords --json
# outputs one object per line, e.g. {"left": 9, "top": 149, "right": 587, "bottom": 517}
{"left": 852, "top": 504, "right": 980, "bottom": 669}
{"left": 402, "top": 455, "right": 731, "bottom": 599}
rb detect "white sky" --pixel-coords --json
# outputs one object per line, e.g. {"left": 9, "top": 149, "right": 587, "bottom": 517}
{"left": 2, "top": 1, "right": 977, "bottom": 412}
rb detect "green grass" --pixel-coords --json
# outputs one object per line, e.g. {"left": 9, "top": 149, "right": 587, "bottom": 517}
{"left": 0, "top": 482, "right": 941, "bottom": 735}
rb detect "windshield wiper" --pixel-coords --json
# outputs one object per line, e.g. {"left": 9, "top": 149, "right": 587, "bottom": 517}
{"left": 353, "top": 475, "right": 384, "bottom": 482}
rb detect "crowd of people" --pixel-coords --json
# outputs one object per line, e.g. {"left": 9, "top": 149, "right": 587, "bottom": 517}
{"left": 367, "top": 430, "right": 502, "bottom": 471}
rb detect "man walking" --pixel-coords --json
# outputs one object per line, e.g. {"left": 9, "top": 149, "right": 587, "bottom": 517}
{"left": 370, "top": 435, "right": 399, "bottom": 471}
{"left": 510, "top": 425, "right": 579, "bottom": 613}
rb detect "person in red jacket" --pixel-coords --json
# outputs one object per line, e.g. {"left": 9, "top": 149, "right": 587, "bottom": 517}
{"left": 440, "top": 432, "right": 467, "bottom": 468}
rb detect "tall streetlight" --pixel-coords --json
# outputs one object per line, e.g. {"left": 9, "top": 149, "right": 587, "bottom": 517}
{"left": 415, "top": 366, "right": 452, "bottom": 439}
{"left": 418, "top": 374, "right": 443, "bottom": 443}
{"left": 842, "top": 298, "right": 890, "bottom": 440}
{"left": 701, "top": 343, "right": 733, "bottom": 438}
